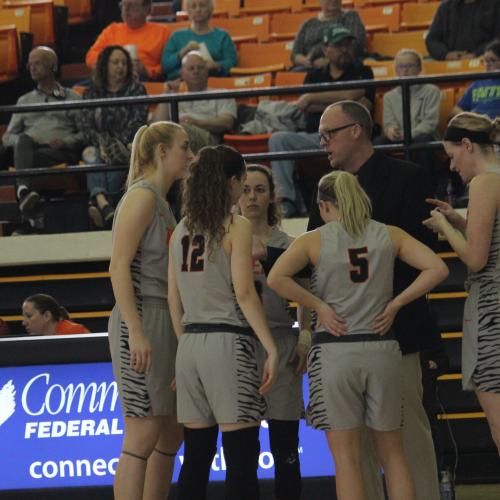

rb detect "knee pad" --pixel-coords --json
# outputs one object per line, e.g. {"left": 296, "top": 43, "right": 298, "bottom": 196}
{"left": 177, "top": 425, "right": 218, "bottom": 500}
{"left": 222, "top": 426, "right": 260, "bottom": 500}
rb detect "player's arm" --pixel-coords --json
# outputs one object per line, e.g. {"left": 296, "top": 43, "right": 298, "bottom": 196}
{"left": 168, "top": 228, "right": 184, "bottom": 340}
{"left": 109, "top": 189, "right": 155, "bottom": 373}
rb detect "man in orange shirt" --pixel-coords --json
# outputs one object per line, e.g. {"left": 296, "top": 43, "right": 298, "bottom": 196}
{"left": 86, "top": 0, "right": 170, "bottom": 80}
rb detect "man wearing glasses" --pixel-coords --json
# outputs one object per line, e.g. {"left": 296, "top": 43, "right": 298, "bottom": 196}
{"left": 86, "top": 0, "right": 170, "bottom": 80}
{"left": 308, "top": 100, "right": 441, "bottom": 500}
{"left": 268, "top": 24, "right": 374, "bottom": 218}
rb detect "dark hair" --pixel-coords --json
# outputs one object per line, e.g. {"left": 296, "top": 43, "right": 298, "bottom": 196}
{"left": 182, "top": 145, "right": 246, "bottom": 252}
{"left": 246, "top": 164, "right": 281, "bottom": 227}
{"left": 93, "top": 45, "right": 134, "bottom": 92}
{"left": 485, "top": 39, "right": 500, "bottom": 58}
{"left": 25, "top": 294, "right": 70, "bottom": 322}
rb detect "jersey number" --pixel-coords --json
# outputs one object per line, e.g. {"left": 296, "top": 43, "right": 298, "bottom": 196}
{"left": 348, "top": 247, "right": 369, "bottom": 283}
{"left": 181, "top": 234, "right": 205, "bottom": 272}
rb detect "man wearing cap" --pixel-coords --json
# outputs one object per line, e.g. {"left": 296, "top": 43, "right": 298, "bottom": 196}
{"left": 268, "top": 25, "right": 374, "bottom": 217}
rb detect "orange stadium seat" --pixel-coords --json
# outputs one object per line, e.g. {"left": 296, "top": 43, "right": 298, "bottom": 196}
{"left": 3, "top": 0, "right": 55, "bottom": 46}
{"left": 400, "top": 2, "right": 439, "bottom": 31}
{"left": 223, "top": 134, "right": 271, "bottom": 154}
{"left": 212, "top": 14, "right": 271, "bottom": 43}
{"left": 370, "top": 30, "right": 428, "bottom": 57}
{"left": 357, "top": 4, "right": 401, "bottom": 33}
{"left": 438, "top": 88, "right": 455, "bottom": 135}
{"left": 270, "top": 12, "right": 311, "bottom": 41}
{"left": 0, "top": 6, "right": 31, "bottom": 42}
{"left": 354, "top": 0, "right": 413, "bottom": 7}
{"left": 208, "top": 72, "right": 272, "bottom": 104}
{"left": 273, "top": 70, "right": 306, "bottom": 101}
{"left": 231, "top": 41, "right": 293, "bottom": 75}
{"left": 422, "top": 59, "right": 485, "bottom": 76}
{"left": 0, "top": 24, "right": 20, "bottom": 82}
{"left": 240, "top": 0, "right": 301, "bottom": 16}
{"left": 301, "top": 0, "right": 353, "bottom": 12}
{"left": 177, "top": 0, "right": 238, "bottom": 19}
{"left": 53, "top": 0, "right": 92, "bottom": 25}
{"left": 364, "top": 59, "right": 397, "bottom": 79}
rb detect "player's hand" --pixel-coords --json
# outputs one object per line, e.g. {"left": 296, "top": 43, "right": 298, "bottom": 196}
{"left": 315, "top": 302, "right": 346, "bottom": 336}
{"left": 259, "top": 349, "right": 278, "bottom": 394}
{"left": 426, "top": 198, "right": 463, "bottom": 229}
{"left": 372, "top": 300, "right": 400, "bottom": 335}
{"left": 423, "top": 208, "right": 449, "bottom": 234}
{"left": 128, "top": 329, "right": 152, "bottom": 374}
{"left": 288, "top": 342, "right": 309, "bottom": 375}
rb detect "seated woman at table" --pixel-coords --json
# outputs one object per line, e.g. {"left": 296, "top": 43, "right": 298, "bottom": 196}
{"left": 22, "top": 294, "right": 90, "bottom": 335}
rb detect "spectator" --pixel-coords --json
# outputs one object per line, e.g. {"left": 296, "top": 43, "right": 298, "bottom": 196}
{"left": 452, "top": 40, "right": 500, "bottom": 119}
{"left": 161, "top": 0, "right": 237, "bottom": 80}
{"left": 81, "top": 45, "right": 148, "bottom": 229}
{"left": 86, "top": 0, "right": 170, "bottom": 80}
{"left": 152, "top": 51, "right": 236, "bottom": 153}
{"left": 291, "top": 0, "right": 366, "bottom": 71}
{"left": 426, "top": 0, "right": 500, "bottom": 61}
{"left": 269, "top": 25, "right": 374, "bottom": 217}
{"left": 22, "top": 294, "right": 90, "bottom": 335}
{"left": 2, "top": 46, "right": 84, "bottom": 233}
{"left": 375, "top": 49, "right": 440, "bottom": 177}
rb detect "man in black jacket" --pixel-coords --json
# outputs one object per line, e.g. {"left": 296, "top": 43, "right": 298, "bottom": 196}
{"left": 308, "top": 100, "right": 441, "bottom": 500}
{"left": 425, "top": 0, "right": 500, "bottom": 61}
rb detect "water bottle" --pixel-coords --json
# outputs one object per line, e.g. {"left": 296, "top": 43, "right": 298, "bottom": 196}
{"left": 439, "top": 469, "right": 455, "bottom": 500}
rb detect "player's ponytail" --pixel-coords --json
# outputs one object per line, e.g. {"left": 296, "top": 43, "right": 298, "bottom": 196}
{"left": 182, "top": 145, "right": 245, "bottom": 252}
{"left": 318, "top": 171, "right": 372, "bottom": 238}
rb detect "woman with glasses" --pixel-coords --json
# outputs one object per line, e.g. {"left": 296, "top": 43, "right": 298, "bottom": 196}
{"left": 452, "top": 40, "right": 500, "bottom": 119}
{"left": 268, "top": 170, "right": 448, "bottom": 500}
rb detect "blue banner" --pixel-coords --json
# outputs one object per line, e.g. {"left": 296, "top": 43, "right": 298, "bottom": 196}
{"left": 0, "top": 362, "right": 334, "bottom": 490}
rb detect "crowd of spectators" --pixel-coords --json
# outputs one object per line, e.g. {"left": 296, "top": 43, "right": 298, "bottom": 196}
{"left": 1, "top": 0, "right": 500, "bottom": 233}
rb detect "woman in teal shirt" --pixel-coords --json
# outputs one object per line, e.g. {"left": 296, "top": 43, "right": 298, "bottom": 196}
{"left": 162, "top": 0, "right": 237, "bottom": 79}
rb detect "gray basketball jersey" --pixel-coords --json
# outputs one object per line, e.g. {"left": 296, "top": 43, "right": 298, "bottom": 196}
{"left": 112, "top": 180, "right": 176, "bottom": 300}
{"left": 171, "top": 218, "right": 249, "bottom": 327}
{"left": 254, "top": 227, "right": 294, "bottom": 329}
{"left": 311, "top": 219, "right": 395, "bottom": 335}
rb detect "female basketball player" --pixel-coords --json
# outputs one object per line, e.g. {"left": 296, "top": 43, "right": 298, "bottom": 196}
{"left": 238, "top": 164, "right": 307, "bottom": 500}
{"left": 424, "top": 112, "right": 500, "bottom": 454}
{"left": 268, "top": 171, "right": 448, "bottom": 500}
{"left": 108, "top": 122, "right": 193, "bottom": 500}
{"left": 168, "top": 146, "right": 278, "bottom": 500}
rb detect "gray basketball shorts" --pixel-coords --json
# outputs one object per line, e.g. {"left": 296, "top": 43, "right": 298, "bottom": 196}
{"left": 255, "top": 328, "right": 304, "bottom": 420}
{"left": 176, "top": 331, "right": 267, "bottom": 424}
{"left": 108, "top": 297, "right": 177, "bottom": 418}
{"left": 306, "top": 340, "right": 403, "bottom": 431}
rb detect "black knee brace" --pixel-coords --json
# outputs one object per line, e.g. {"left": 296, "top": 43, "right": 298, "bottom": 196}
{"left": 177, "top": 425, "right": 218, "bottom": 500}
{"left": 268, "top": 419, "right": 302, "bottom": 500}
{"left": 222, "top": 426, "right": 260, "bottom": 500}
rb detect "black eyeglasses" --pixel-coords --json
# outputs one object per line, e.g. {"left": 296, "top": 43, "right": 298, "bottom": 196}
{"left": 319, "top": 123, "right": 358, "bottom": 143}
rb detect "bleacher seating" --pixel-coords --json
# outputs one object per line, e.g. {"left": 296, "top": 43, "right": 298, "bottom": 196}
{"left": 3, "top": 0, "right": 55, "bottom": 46}
{"left": 357, "top": 4, "right": 401, "bottom": 33}
{"left": 0, "top": 24, "right": 20, "bottom": 82}
{"left": 230, "top": 41, "right": 293, "bottom": 75}
{"left": 369, "top": 29, "right": 429, "bottom": 57}
{"left": 53, "top": 0, "right": 92, "bottom": 25}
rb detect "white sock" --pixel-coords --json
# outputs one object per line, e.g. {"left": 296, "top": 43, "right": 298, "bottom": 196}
{"left": 17, "top": 185, "right": 28, "bottom": 199}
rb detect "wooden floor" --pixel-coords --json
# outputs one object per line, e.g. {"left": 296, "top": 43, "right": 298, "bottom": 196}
{"left": 457, "top": 484, "right": 500, "bottom": 499}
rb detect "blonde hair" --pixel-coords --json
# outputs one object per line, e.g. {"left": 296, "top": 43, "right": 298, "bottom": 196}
{"left": 448, "top": 112, "right": 500, "bottom": 149}
{"left": 318, "top": 171, "right": 372, "bottom": 238}
{"left": 127, "top": 121, "right": 184, "bottom": 188}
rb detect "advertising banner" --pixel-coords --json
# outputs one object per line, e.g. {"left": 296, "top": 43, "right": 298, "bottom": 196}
{"left": 0, "top": 362, "right": 334, "bottom": 490}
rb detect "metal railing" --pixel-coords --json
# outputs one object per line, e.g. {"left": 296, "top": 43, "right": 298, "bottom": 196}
{"left": 0, "top": 70, "right": 497, "bottom": 179}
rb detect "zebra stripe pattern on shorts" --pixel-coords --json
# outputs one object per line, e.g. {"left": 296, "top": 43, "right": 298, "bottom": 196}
{"left": 306, "top": 345, "right": 329, "bottom": 430}
{"left": 119, "top": 249, "right": 151, "bottom": 417}
{"left": 235, "top": 336, "right": 266, "bottom": 422}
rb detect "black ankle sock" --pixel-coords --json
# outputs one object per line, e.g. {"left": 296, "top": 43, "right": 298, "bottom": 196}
{"left": 177, "top": 425, "right": 218, "bottom": 500}
{"left": 222, "top": 426, "right": 260, "bottom": 500}
{"left": 268, "top": 419, "right": 302, "bottom": 500}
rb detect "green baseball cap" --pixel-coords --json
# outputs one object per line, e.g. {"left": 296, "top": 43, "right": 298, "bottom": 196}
{"left": 323, "top": 24, "right": 356, "bottom": 45}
